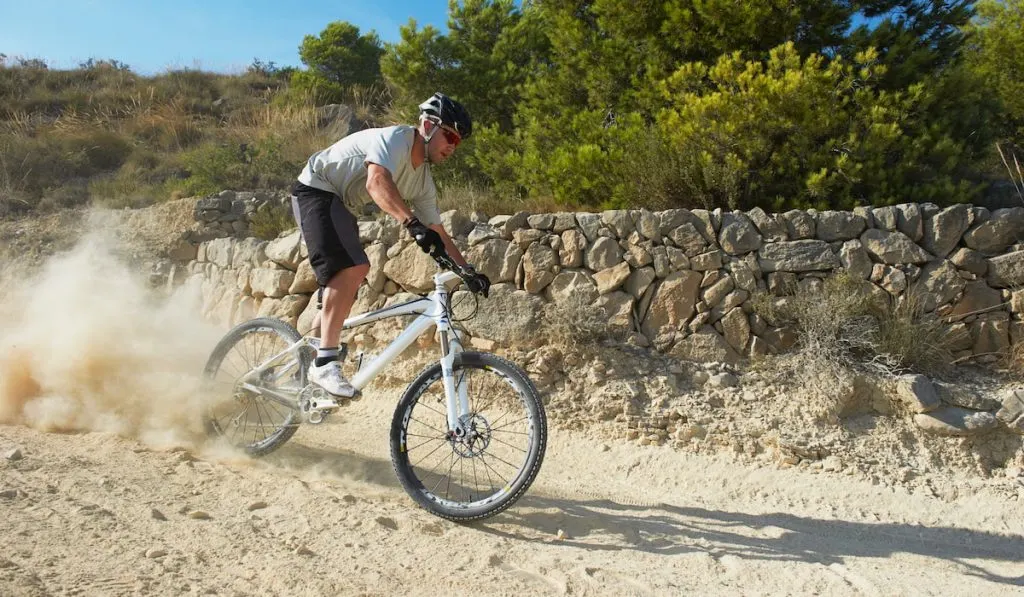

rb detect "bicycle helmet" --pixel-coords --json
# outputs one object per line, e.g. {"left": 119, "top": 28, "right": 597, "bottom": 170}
{"left": 418, "top": 92, "right": 472, "bottom": 140}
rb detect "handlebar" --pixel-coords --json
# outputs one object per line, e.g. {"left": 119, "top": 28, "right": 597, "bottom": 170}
{"left": 429, "top": 250, "right": 485, "bottom": 294}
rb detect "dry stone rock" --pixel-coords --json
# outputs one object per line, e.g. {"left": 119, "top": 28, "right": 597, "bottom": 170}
{"left": 896, "top": 204, "right": 924, "bottom": 241}
{"left": 545, "top": 270, "right": 598, "bottom": 304}
{"left": 513, "top": 228, "right": 546, "bottom": 251}
{"left": 593, "top": 262, "right": 632, "bottom": 295}
{"left": 522, "top": 243, "right": 558, "bottom": 293}
{"left": 364, "top": 243, "right": 388, "bottom": 292}
{"left": 816, "top": 211, "right": 866, "bottom": 242}
{"left": 668, "top": 223, "right": 709, "bottom": 256}
{"left": 949, "top": 281, "right": 1004, "bottom": 319}
{"left": 922, "top": 204, "right": 971, "bottom": 258}
{"left": 782, "top": 210, "right": 815, "bottom": 239}
{"left": 917, "top": 260, "right": 967, "bottom": 311}
{"left": 996, "top": 389, "right": 1024, "bottom": 431}
{"left": 204, "top": 238, "right": 234, "bottom": 268}
{"left": 288, "top": 260, "right": 318, "bottom": 294}
{"left": 250, "top": 267, "right": 295, "bottom": 299}
{"left": 859, "top": 229, "right": 932, "bottom": 264}
{"left": 625, "top": 244, "right": 653, "bottom": 268}
{"left": 950, "top": 247, "right": 988, "bottom": 276}
{"left": 231, "top": 237, "right": 265, "bottom": 268}
{"left": 461, "top": 284, "right": 544, "bottom": 344}
{"left": 258, "top": 295, "right": 309, "bottom": 323}
{"left": 986, "top": 250, "right": 1024, "bottom": 288}
{"left": 441, "top": 210, "right": 474, "bottom": 237}
{"left": 719, "top": 213, "right": 762, "bottom": 255}
{"left": 636, "top": 209, "right": 660, "bottom": 240}
{"left": 914, "top": 407, "right": 998, "bottom": 436}
{"left": 575, "top": 213, "right": 602, "bottom": 241}
{"left": 703, "top": 276, "right": 735, "bottom": 308}
{"left": 871, "top": 264, "right": 907, "bottom": 295}
{"left": 933, "top": 381, "right": 1002, "bottom": 411}
{"left": 527, "top": 213, "right": 555, "bottom": 230}
{"left": 746, "top": 207, "right": 787, "bottom": 242}
{"left": 625, "top": 267, "right": 657, "bottom": 299}
{"left": 963, "top": 207, "right": 1024, "bottom": 254}
{"left": 383, "top": 243, "right": 436, "bottom": 292}
{"left": 594, "top": 291, "right": 634, "bottom": 334}
{"left": 466, "top": 239, "right": 512, "bottom": 283}
{"left": 671, "top": 326, "right": 742, "bottom": 364}
{"left": 559, "top": 229, "right": 586, "bottom": 268}
{"left": 691, "top": 250, "right": 723, "bottom": 271}
{"left": 602, "top": 210, "right": 636, "bottom": 238}
{"left": 896, "top": 374, "right": 941, "bottom": 413}
{"left": 872, "top": 206, "right": 898, "bottom": 231}
{"left": 468, "top": 224, "right": 501, "bottom": 246}
{"left": 721, "top": 307, "right": 751, "bottom": 353}
{"left": 585, "top": 237, "right": 624, "bottom": 271}
{"left": 265, "top": 230, "right": 302, "bottom": 270}
{"left": 970, "top": 318, "right": 1010, "bottom": 355}
{"left": 640, "top": 270, "right": 702, "bottom": 339}
{"left": 758, "top": 240, "right": 839, "bottom": 272}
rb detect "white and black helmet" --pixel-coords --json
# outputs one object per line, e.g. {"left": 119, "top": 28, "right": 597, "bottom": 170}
{"left": 418, "top": 92, "right": 472, "bottom": 139}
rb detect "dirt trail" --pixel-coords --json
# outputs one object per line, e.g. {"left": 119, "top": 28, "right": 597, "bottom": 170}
{"left": 2, "top": 385, "right": 1022, "bottom": 597}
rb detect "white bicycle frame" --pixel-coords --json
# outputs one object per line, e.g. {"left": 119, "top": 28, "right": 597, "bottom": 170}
{"left": 240, "top": 269, "right": 472, "bottom": 433}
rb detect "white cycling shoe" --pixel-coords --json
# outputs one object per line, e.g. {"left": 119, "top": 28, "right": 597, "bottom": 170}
{"left": 308, "top": 360, "right": 356, "bottom": 398}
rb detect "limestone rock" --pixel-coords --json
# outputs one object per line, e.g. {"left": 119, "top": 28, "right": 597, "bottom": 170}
{"left": 963, "top": 207, "right": 1024, "bottom": 254}
{"left": 757, "top": 240, "right": 839, "bottom": 273}
{"left": 382, "top": 243, "right": 436, "bottom": 292}
{"left": 593, "top": 262, "right": 632, "bottom": 295}
{"left": 640, "top": 270, "right": 702, "bottom": 339}
{"left": 986, "top": 250, "right": 1024, "bottom": 288}
{"left": 922, "top": 204, "right": 972, "bottom": 258}
{"left": 859, "top": 229, "right": 933, "bottom": 264}
{"left": 522, "top": 243, "right": 558, "bottom": 293}
{"left": 718, "top": 213, "right": 762, "bottom": 255}
{"left": 585, "top": 237, "right": 624, "bottom": 271}
{"left": 914, "top": 407, "right": 998, "bottom": 436}
{"left": 816, "top": 211, "right": 866, "bottom": 242}
{"left": 895, "top": 374, "right": 941, "bottom": 413}
{"left": 265, "top": 230, "right": 302, "bottom": 271}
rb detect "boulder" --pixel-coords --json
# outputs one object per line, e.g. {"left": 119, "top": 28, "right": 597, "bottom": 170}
{"left": 963, "top": 207, "right": 1024, "bottom": 254}
{"left": 757, "top": 240, "right": 839, "bottom": 272}
{"left": 859, "top": 229, "right": 933, "bottom": 264}
{"left": 718, "top": 213, "right": 763, "bottom": 255}
{"left": 816, "top": 211, "right": 866, "bottom": 242}
{"left": 640, "top": 270, "right": 702, "bottom": 339}
{"left": 914, "top": 407, "right": 999, "bottom": 436}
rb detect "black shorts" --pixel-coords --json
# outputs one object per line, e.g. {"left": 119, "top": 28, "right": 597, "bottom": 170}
{"left": 290, "top": 181, "right": 368, "bottom": 286}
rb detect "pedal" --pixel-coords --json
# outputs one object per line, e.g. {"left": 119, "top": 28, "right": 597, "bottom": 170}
{"left": 300, "top": 386, "right": 342, "bottom": 424}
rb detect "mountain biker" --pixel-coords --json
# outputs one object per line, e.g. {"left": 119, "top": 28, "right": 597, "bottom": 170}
{"left": 291, "top": 92, "right": 490, "bottom": 399}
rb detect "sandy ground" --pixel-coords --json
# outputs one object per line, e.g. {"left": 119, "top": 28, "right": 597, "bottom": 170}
{"left": 2, "top": 385, "right": 1023, "bottom": 597}
{"left": 1, "top": 213, "right": 1022, "bottom": 596}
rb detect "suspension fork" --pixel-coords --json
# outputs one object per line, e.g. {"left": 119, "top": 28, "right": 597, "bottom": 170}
{"left": 435, "top": 294, "right": 470, "bottom": 436}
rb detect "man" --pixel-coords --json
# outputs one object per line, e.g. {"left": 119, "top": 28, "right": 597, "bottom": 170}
{"left": 291, "top": 92, "right": 490, "bottom": 398}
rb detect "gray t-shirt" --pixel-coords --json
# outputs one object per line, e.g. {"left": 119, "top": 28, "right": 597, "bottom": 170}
{"left": 297, "top": 125, "right": 441, "bottom": 225}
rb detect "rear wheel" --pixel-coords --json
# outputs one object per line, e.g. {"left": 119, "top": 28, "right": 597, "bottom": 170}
{"left": 390, "top": 351, "right": 546, "bottom": 521}
{"left": 202, "top": 318, "right": 308, "bottom": 456}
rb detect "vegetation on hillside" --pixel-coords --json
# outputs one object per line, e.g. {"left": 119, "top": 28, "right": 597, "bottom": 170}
{"left": 1, "top": 0, "right": 1022, "bottom": 218}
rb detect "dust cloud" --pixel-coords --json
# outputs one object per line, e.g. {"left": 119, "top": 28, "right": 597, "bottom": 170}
{"left": 0, "top": 230, "right": 224, "bottom": 448}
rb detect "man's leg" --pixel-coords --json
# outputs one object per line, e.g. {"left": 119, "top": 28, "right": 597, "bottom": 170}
{"left": 318, "top": 263, "right": 370, "bottom": 362}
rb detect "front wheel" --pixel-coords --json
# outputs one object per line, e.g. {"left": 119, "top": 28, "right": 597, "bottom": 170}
{"left": 390, "top": 352, "right": 547, "bottom": 521}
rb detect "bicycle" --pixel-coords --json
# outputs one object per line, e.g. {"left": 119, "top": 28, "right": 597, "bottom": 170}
{"left": 201, "top": 252, "right": 547, "bottom": 521}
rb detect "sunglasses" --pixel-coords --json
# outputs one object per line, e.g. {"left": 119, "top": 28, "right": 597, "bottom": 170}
{"left": 437, "top": 124, "right": 461, "bottom": 147}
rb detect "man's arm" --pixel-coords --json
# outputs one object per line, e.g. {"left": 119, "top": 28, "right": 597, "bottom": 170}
{"left": 365, "top": 163, "right": 415, "bottom": 223}
{"left": 366, "top": 163, "right": 466, "bottom": 264}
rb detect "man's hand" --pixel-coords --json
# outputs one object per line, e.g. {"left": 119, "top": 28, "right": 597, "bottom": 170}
{"left": 462, "top": 265, "right": 491, "bottom": 297}
{"left": 405, "top": 217, "right": 446, "bottom": 255}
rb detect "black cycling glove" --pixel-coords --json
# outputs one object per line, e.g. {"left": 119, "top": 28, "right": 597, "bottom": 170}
{"left": 404, "top": 217, "right": 446, "bottom": 256}
{"left": 462, "top": 266, "right": 491, "bottom": 297}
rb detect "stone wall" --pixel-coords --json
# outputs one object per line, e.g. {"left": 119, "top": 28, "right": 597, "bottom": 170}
{"left": 178, "top": 201, "right": 1024, "bottom": 364}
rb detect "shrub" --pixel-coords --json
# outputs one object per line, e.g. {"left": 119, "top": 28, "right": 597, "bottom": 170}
{"left": 752, "top": 272, "right": 959, "bottom": 376}
{"left": 249, "top": 203, "right": 295, "bottom": 240}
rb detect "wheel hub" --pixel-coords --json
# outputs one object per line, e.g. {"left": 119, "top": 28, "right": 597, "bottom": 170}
{"left": 451, "top": 414, "right": 491, "bottom": 457}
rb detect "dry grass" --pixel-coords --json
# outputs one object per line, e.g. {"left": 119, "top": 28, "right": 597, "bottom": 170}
{"left": 752, "top": 272, "right": 959, "bottom": 377}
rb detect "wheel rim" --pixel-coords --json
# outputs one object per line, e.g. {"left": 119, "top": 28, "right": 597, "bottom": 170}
{"left": 204, "top": 327, "right": 302, "bottom": 452}
{"left": 398, "top": 364, "right": 537, "bottom": 511}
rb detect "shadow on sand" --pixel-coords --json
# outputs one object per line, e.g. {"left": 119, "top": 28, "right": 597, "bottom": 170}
{"left": 266, "top": 440, "right": 1023, "bottom": 587}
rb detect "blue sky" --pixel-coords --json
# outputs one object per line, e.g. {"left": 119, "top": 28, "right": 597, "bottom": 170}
{"left": 0, "top": 0, "right": 457, "bottom": 74}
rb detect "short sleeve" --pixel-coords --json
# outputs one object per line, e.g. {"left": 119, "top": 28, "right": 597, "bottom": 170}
{"left": 410, "top": 177, "right": 442, "bottom": 226}
{"left": 362, "top": 128, "right": 405, "bottom": 175}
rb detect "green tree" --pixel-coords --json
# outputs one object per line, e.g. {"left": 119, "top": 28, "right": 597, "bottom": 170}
{"left": 964, "top": 0, "right": 1024, "bottom": 143}
{"left": 292, "top": 21, "right": 384, "bottom": 103}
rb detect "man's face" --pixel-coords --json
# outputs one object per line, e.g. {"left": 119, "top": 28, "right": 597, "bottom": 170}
{"left": 427, "top": 122, "right": 461, "bottom": 164}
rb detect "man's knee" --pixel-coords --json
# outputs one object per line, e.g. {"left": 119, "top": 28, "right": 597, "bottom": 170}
{"left": 326, "top": 263, "right": 370, "bottom": 289}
